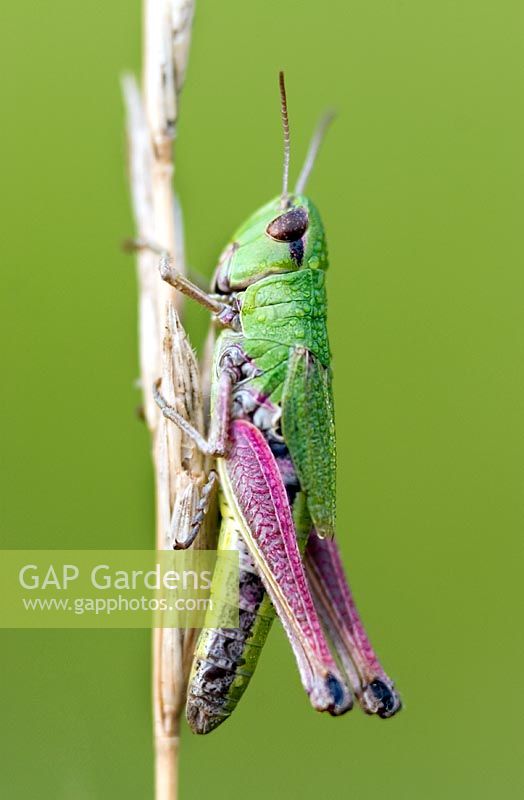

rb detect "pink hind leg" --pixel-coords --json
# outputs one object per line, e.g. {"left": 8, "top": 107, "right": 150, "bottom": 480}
{"left": 222, "top": 419, "right": 353, "bottom": 716}
{"left": 305, "top": 534, "right": 401, "bottom": 718}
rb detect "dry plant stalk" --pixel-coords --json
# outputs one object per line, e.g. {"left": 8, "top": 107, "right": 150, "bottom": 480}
{"left": 123, "top": 2, "right": 203, "bottom": 798}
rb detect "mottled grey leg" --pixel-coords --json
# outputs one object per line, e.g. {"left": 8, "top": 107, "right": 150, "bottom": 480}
{"left": 124, "top": 240, "right": 238, "bottom": 327}
{"left": 153, "top": 366, "right": 234, "bottom": 457}
{"left": 159, "top": 254, "right": 239, "bottom": 328}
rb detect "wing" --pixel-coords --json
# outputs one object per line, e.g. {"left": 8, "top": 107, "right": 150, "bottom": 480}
{"left": 281, "top": 347, "right": 336, "bottom": 538}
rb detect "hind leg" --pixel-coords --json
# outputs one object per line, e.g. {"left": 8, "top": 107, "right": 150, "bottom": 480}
{"left": 305, "top": 534, "right": 401, "bottom": 718}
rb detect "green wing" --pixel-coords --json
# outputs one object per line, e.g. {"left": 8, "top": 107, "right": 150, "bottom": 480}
{"left": 281, "top": 347, "right": 336, "bottom": 538}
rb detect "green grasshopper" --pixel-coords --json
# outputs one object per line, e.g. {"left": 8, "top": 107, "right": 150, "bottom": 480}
{"left": 154, "top": 73, "right": 401, "bottom": 733}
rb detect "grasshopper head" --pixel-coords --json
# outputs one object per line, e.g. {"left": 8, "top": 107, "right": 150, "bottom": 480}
{"left": 213, "top": 194, "right": 328, "bottom": 292}
{"left": 214, "top": 73, "right": 333, "bottom": 293}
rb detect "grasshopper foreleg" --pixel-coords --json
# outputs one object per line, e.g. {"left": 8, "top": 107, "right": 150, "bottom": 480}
{"left": 159, "top": 254, "right": 240, "bottom": 329}
{"left": 124, "top": 239, "right": 239, "bottom": 327}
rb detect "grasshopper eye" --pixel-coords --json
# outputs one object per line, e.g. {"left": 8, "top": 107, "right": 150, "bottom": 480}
{"left": 266, "top": 206, "right": 309, "bottom": 242}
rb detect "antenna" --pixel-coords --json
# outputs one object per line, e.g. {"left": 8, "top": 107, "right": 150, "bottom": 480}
{"left": 294, "top": 110, "right": 335, "bottom": 196}
{"left": 279, "top": 71, "right": 291, "bottom": 208}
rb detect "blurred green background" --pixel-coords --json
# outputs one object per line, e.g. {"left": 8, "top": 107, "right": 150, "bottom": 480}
{"left": 1, "top": 1, "right": 523, "bottom": 797}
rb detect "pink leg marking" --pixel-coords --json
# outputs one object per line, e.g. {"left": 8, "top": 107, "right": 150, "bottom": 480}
{"left": 305, "top": 534, "right": 401, "bottom": 718}
{"left": 222, "top": 419, "right": 352, "bottom": 716}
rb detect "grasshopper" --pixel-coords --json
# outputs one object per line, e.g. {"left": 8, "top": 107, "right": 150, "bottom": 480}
{"left": 154, "top": 73, "right": 401, "bottom": 734}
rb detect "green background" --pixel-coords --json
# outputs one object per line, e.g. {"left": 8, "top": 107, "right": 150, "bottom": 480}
{"left": 1, "top": 1, "right": 523, "bottom": 797}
